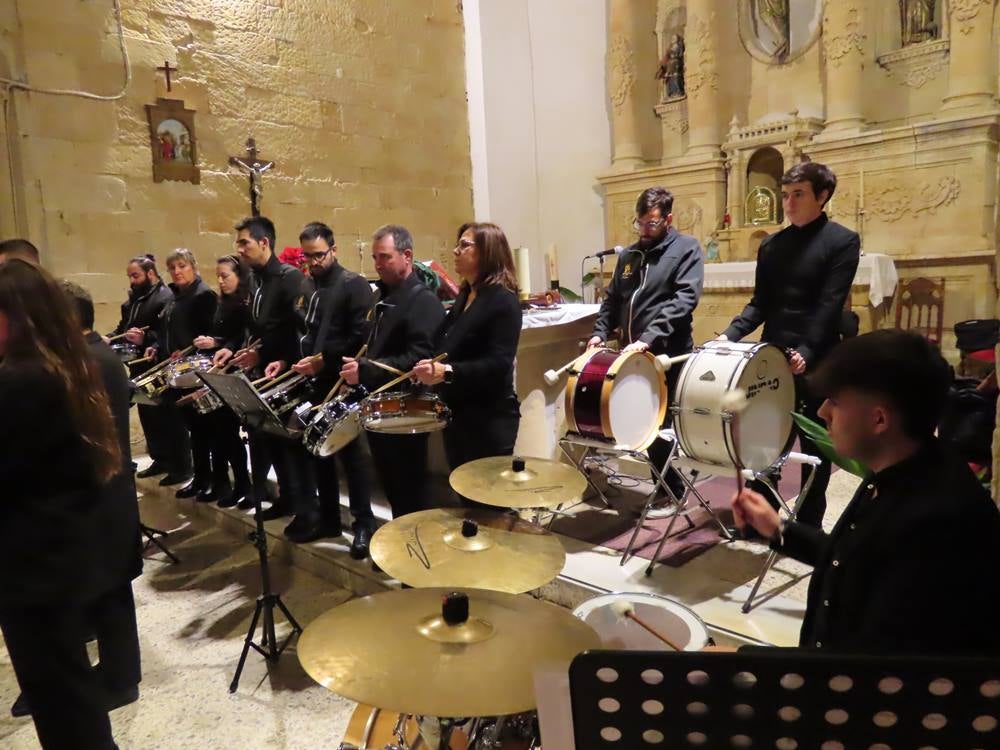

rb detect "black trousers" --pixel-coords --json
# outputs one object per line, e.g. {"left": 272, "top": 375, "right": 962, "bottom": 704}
{"left": 312, "top": 438, "right": 375, "bottom": 529}
{"left": 367, "top": 431, "right": 428, "bottom": 518}
{"left": 1, "top": 602, "right": 117, "bottom": 750}
{"left": 248, "top": 431, "right": 311, "bottom": 511}
{"left": 137, "top": 402, "right": 191, "bottom": 474}
{"left": 443, "top": 406, "right": 519, "bottom": 507}
{"left": 206, "top": 408, "right": 249, "bottom": 489}
{"left": 89, "top": 583, "right": 141, "bottom": 692}
{"left": 646, "top": 364, "right": 688, "bottom": 498}
{"left": 179, "top": 405, "right": 212, "bottom": 486}
{"left": 248, "top": 429, "right": 275, "bottom": 501}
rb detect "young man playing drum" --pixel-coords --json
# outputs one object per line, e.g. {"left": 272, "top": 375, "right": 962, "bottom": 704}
{"left": 588, "top": 186, "right": 705, "bottom": 503}
{"left": 721, "top": 162, "right": 860, "bottom": 528}
{"left": 733, "top": 330, "right": 1000, "bottom": 653}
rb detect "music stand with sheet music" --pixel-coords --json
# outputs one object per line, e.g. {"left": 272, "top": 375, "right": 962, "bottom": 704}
{"left": 196, "top": 370, "right": 303, "bottom": 692}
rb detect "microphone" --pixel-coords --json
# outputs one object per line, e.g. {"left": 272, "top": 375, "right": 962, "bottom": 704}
{"left": 588, "top": 245, "right": 624, "bottom": 259}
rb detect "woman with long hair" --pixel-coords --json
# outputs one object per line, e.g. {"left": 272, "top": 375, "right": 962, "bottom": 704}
{"left": 193, "top": 254, "right": 253, "bottom": 507}
{"left": 413, "top": 222, "right": 522, "bottom": 501}
{"left": 0, "top": 259, "right": 121, "bottom": 749}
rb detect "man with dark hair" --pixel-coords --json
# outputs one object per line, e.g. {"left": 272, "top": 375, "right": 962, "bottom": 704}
{"left": 721, "top": 161, "right": 860, "bottom": 528}
{"left": 733, "top": 330, "right": 1000, "bottom": 653}
{"left": 341, "top": 224, "right": 445, "bottom": 518}
{"left": 285, "top": 222, "right": 375, "bottom": 552}
{"left": 588, "top": 186, "right": 705, "bottom": 502}
{"left": 0, "top": 239, "right": 40, "bottom": 264}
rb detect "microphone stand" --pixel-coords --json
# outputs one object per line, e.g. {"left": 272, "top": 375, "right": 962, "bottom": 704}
{"left": 596, "top": 254, "right": 606, "bottom": 303}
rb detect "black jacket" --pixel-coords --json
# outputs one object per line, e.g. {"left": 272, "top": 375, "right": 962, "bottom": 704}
{"left": 298, "top": 262, "right": 373, "bottom": 389}
{"left": 777, "top": 440, "right": 1000, "bottom": 654}
{"left": 723, "top": 213, "right": 860, "bottom": 368}
{"left": 359, "top": 272, "right": 445, "bottom": 390}
{"left": 434, "top": 284, "right": 521, "bottom": 412}
{"left": 150, "top": 277, "right": 217, "bottom": 359}
{"left": 211, "top": 295, "right": 250, "bottom": 353}
{"left": 250, "top": 254, "right": 308, "bottom": 366}
{"left": 592, "top": 228, "right": 704, "bottom": 355}
{"left": 0, "top": 365, "right": 106, "bottom": 607}
{"left": 112, "top": 281, "right": 173, "bottom": 343}
{"left": 86, "top": 332, "right": 143, "bottom": 590}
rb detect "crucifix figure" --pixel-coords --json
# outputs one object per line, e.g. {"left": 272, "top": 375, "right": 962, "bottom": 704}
{"left": 228, "top": 138, "right": 275, "bottom": 218}
{"left": 156, "top": 61, "right": 178, "bottom": 92}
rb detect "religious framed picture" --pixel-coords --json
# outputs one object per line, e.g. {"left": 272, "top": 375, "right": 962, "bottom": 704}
{"left": 145, "top": 97, "right": 200, "bottom": 184}
{"left": 737, "top": 0, "right": 823, "bottom": 65}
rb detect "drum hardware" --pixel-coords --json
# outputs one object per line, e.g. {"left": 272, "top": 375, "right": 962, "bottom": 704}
{"left": 448, "top": 455, "right": 587, "bottom": 511}
{"left": 368, "top": 508, "right": 565, "bottom": 593}
{"left": 297, "top": 586, "right": 600, "bottom": 718}
{"left": 360, "top": 391, "right": 450, "bottom": 435}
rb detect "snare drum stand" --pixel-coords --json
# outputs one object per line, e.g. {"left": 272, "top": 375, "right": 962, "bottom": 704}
{"left": 140, "top": 522, "right": 180, "bottom": 564}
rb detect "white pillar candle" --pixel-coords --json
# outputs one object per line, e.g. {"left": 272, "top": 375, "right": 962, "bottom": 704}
{"left": 516, "top": 246, "right": 531, "bottom": 301}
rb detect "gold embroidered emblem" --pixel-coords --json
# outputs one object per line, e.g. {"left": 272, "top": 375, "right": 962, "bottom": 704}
{"left": 621, "top": 262, "right": 633, "bottom": 279}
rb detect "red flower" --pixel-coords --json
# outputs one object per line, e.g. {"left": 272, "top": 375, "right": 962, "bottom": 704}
{"left": 279, "top": 246, "right": 307, "bottom": 272}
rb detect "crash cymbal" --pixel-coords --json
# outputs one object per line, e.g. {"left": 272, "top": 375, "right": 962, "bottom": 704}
{"left": 369, "top": 508, "right": 565, "bottom": 593}
{"left": 298, "top": 587, "right": 600, "bottom": 718}
{"left": 449, "top": 455, "right": 587, "bottom": 509}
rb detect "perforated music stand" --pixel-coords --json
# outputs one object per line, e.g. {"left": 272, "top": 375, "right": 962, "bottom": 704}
{"left": 197, "top": 370, "right": 299, "bottom": 440}
{"left": 569, "top": 648, "right": 1000, "bottom": 750}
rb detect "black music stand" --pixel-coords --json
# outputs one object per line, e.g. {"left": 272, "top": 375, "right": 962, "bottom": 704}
{"left": 197, "top": 371, "right": 304, "bottom": 693}
{"left": 568, "top": 648, "right": 1000, "bottom": 749}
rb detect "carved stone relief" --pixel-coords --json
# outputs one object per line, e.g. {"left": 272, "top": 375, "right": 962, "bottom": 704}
{"left": 823, "top": 4, "right": 867, "bottom": 66}
{"left": 609, "top": 35, "right": 636, "bottom": 113}
{"left": 866, "top": 176, "right": 961, "bottom": 222}
{"left": 876, "top": 39, "right": 949, "bottom": 88}
{"left": 673, "top": 201, "right": 704, "bottom": 235}
{"left": 951, "top": 0, "right": 993, "bottom": 35}
{"left": 685, "top": 14, "right": 719, "bottom": 96}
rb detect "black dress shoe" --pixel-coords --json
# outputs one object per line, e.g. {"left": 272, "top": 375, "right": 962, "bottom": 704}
{"left": 159, "top": 472, "right": 192, "bottom": 487}
{"left": 176, "top": 480, "right": 209, "bottom": 499}
{"left": 106, "top": 684, "right": 139, "bottom": 712}
{"left": 256, "top": 502, "right": 292, "bottom": 521}
{"left": 10, "top": 691, "right": 29, "bottom": 717}
{"left": 197, "top": 481, "right": 231, "bottom": 504}
{"left": 217, "top": 483, "right": 248, "bottom": 509}
{"left": 137, "top": 462, "right": 167, "bottom": 479}
{"left": 350, "top": 525, "right": 373, "bottom": 560}
{"left": 236, "top": 495, "right": 256, "bottom": 510}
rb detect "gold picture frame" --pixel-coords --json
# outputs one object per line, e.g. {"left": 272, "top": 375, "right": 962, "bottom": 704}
{"left": 145, "top": 98, "right": 200, "bottom": 184}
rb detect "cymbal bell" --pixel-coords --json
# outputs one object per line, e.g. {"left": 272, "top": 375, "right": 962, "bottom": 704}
{"left": 369, "top": 508, "right": 565, "bottom": 593}
{"left": 297, "top": 587, "right": 600, "bottom": 718}
{"left": 449, "top": 455, "right": 587, "bottom": 509}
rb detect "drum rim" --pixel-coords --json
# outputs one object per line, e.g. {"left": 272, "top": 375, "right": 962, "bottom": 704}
{"left": 571, "top": 591, "right": 709, "bottom": 649}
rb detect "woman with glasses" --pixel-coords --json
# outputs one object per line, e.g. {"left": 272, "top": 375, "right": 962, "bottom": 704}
{"left": 413, "top": 222, "right": 522, "bottom": 504}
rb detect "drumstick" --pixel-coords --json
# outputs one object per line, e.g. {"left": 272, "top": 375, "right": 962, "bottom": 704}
{"left": 312, "top": 344, "right": 369, "bottom": 410}
{"left": 126, "top": 355, "right": 154, "bottom": 366}
{"left": 654, "top": 353, "right": 693, "bottom": 372}
{"left": 610, "top": 601, "right": 686, "bottom": 651}
{"left": 721, "top": 389, "right": 750, "bottom": 516}
{"left": 371, "top": 353, "right": 447, "bottom": 396}
{"left": 367, "top": 359, "right": 406, "bottom": 377}
{"left": 107, "top": 326, "right": 148, "bottom": 343}
{"left": 543, "top": 353, "right": 586, "bottom": 386}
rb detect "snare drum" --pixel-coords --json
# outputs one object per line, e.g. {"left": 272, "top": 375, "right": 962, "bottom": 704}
{"left": 131, "top": 369, "right": 169, "bottom": 406}
{"left": 361, "top": 391, "right": 450, "bottom": 434}
{"left": 111, "top": 341, "right": 142, "bottom": 364}
{"left": 672, "top": 341, "right": 794, "bottom": 472}
{"left": 189, "top": 386, "right": 223, "bottom": 415}
{"left": 303, "top": 397, "right": 362, "bottom": 456}
{"left": 259, "top": 374, "right": 311, "bottom": 417}
{"left": 572, "top": 592, "right": 710, "bottom": 652}
{"left": 564, "top": 348, "right": 667, "bottom": 451}
{"left": 166, "top": 355, "right": 215, "bottom": 389}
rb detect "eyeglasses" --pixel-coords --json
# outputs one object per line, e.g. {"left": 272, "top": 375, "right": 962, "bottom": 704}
{"left": 303, "top": 249, "right": 332, "bottom": 263}
{"left": 633, "top": 218, "right": 667, "bottom": 232}
{"left": 454, "top": 238, "right": 476, "bottom": 252}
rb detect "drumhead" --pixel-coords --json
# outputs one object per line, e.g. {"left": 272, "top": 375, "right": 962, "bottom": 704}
{"left": 605, "top": 352, "right": 665, "bottom": 451}
{"left": 731, "top": 344, "right": 795, "bottom": 470}
{"left": 572, "top": 592, "right": 709, "bottom": 651}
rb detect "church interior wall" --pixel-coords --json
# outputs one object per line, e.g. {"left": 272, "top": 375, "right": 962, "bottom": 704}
{"left": 0, "top": 0, "right": 472, "bottom": 331}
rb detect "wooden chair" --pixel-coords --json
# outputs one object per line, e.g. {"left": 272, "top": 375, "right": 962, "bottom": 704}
{"left": 894, "top": 276, "right": 945, "bottom": 344}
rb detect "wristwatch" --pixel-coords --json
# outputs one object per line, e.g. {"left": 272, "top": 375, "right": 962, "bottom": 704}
{"left": 442, "top": 364, "right": 455, "bottom": 384}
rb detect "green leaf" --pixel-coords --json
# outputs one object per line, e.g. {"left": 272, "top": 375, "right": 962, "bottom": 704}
{"left": 791, "top": 412, "right": 870, "bottom": 478}
{"left": 581, "top": 272, "right": 596, "bottom": 286}
{"left": 559, "top": 286, "right": 583, "bottom": 302}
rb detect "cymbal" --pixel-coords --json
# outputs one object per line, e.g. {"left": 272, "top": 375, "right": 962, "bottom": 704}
{"left": 449, "top": 455, "right": 587, "bottom": 509}
{"left": 369, "top": 508, "right": 565, "bottom": 593}
{"left": 298, "top": 587, "right": 600, "bottom": 718}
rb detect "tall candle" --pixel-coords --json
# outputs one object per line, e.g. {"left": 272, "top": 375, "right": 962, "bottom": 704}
{"left": 547, "top": 243, "right": 559, "bottom": 290}
{"left": 516, "top": 246, "right": 531, "bottom": 301}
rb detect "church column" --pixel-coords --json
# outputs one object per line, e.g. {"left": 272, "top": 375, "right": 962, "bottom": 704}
{"left": 943, "top": 0, "right": 996, "bottom": 110}
{"left": 608, "top": 0, "right": 644, "bottom": 168}
{"left": 823, "top": 1, "right": 867, "bottom": 131}
{"left": 684, "top": 0, "right": 722, "bottom": 155}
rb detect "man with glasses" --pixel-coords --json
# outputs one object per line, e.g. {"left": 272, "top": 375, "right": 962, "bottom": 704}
{"left": 589, "top": 186, "right": 705, "bottom": 504}
{"left": 286, "top": 222, "right": 376, "bottom": 554}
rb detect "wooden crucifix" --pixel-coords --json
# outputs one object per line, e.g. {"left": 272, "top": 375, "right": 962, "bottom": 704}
{"left": 228, "top": 138, "right": 275, "bottom": 218}
{"left": 156, "top": 61, "right": 178, "bottom": 92}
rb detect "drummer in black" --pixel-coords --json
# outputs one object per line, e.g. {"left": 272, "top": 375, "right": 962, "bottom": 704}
{"left": 721, "top": 162, "right": 860, "bottom": 528}
{"left": 340, "top": 224, "right": 445, "bottom": 518}
{"left": 112, "top": 255, "right": 177, "bottom": 483}
{"left": 146, "top": 249, "right": 218, "bottom": 499}
{"left": 413, "top": 222, "right": 522, "bottom": 502}
{"left": 288, "top": 222, "right": 375, "bottom": 553}
{"left": 588, "top": 186, "right": 705, "bottom": 502}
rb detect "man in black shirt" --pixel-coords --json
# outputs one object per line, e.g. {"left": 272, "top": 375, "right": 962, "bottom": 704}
{"left": 722, "top": 162, "right": 860, "bottom": 527}
{"left": 733, "top": 330, "right": 1000, "bottom": 654}
{"left": 287, "top": 222, "right": 375, "bottom": 554}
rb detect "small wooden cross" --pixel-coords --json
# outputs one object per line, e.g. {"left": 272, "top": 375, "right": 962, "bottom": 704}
{"left": 156, "top": 61, "right": 178, "bottom": 92}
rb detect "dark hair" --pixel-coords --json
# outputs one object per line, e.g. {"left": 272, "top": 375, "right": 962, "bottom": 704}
{"left": 60, "top": 279, "right": 96, "bottom": 330}
{"left": 235, "top": 215, "right": 277, "bottom": 251}
{"left": 0, "top": 239, "right": 40, "bottom": 263}
{"left": 129, "top": 254, "right": 158, "bottom": 277}
{"left": 165, "top": 247, "right": 198, "bottom": 271}
{"left": 372, "top": 224, "right": 414, "bottom": 254}
{"left": 635, "top": 187, "right": 674, "bottom": 217}
{"left": 457, "top": 222, "right": 519, "bottom": 293}
{"left": 0, "top": 260, "right": 121, "bottom": 483}
{"left": 299, "top": 221, "right": 335, "bottom": 247}
{"left": 782, "top": 162, "right": 837, "bottom": 206}
{"left": 808, "top": 329, "right": 952, "bottom": 441}
{"left": 215, "top": 254, "right": 251, "bottom": 302}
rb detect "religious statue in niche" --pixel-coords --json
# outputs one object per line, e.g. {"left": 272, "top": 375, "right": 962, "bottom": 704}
{"left": 899, "top": 0, "right": 938, "bottom": 46}
{"left": 746, "top": 186, "right": 779, "bottom": 225}
{"left": 752, "top": 0, "right": 790, "bottom": 61}
{"left": 145, "top": 98, "right": 200, "bottom": 184}
{"left": 738, "top": 0, "right": 821, "bottom": 65}
{"left": 655, "top": 34, "right": 685, "bottom": 99}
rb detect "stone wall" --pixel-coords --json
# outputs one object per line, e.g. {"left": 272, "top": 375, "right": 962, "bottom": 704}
{"left": 0, "top": 0, "right": 472, "bottom": 330}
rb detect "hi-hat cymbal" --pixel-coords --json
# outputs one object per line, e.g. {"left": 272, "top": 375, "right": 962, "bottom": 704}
{"left": 298, "top": 587, "right": 600, "bottom": 718}
{"left": 369, "top": 508, "right": 565, "bottom": 593}
{"left": 449, "top": 455, "right": 587, "bottom": 509}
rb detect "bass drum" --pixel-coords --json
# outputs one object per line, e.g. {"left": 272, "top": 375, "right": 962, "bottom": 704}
{"left": 672, "top": 341, "right": 794, "bottom": 472}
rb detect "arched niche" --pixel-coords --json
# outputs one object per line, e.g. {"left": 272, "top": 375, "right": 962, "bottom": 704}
{"left": 745, "top": 147, "right": 784, "bottom": 225}
{"left": 748, "top": 229, "right": 769, "bottom": 259}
